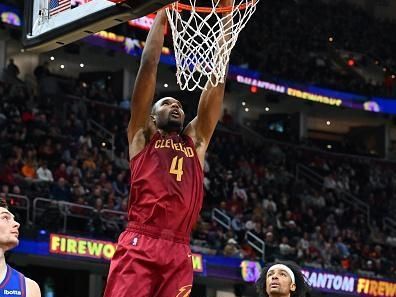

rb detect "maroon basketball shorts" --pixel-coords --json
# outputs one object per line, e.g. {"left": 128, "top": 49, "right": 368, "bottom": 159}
{"left": 103, "top": 223, "right": 193, "bottom": 297}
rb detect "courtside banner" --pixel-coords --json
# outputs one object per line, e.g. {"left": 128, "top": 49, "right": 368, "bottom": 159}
{"left": 302, "top": 268, "right": 356, "bottom": 295}
{"left": 235, "top": 74, "right": 396, "bottom": 115}
{"left": 49, "top": 234, "right": 117, "bottom": 261}
{"left": 48, "top": 234, "right": 203, "bottom": 272}
{"left": 48, "top": 234, "right": 204, "bottom": 273}
{"left": 357, "top": 277, "right": 396, "bottom": 297}
{"left": 12, "top": 236, "right": 396, "bottom": 292}
{"left": 302, "top": 267, "right": 396, "bottom": 297}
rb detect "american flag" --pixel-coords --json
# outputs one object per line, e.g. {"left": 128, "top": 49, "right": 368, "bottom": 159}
{"left": 49, "top": 0, "right": 71, "bottom": 17}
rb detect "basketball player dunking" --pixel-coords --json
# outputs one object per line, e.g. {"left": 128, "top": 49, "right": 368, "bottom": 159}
{"left": 0, "top": 199, "right": 41, "bottom": 297}
{"left": 103, "top": 6, "right": 230, "bottom": 297}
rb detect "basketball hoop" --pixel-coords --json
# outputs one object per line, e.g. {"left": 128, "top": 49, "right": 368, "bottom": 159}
{"left": 165, "top": 0, "right": 259, "bottom": 91}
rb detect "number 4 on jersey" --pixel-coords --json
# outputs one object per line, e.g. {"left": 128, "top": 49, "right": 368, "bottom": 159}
{"left": 170, "top": 156, "right": 184, "bottom": 181}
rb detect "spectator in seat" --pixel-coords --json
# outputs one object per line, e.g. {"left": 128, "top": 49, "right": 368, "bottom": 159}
{"left": 36, "top": 161, "right": 54, "bottom": 182}
{"left": 265, "top": 232, "right": 279, "bottom": 260}
{"left": 50, "top": 178, "right": 71, "bottom": 202}
{"left": 279, "top": 236, "right": 295, "bottom": 259}
{"left": 112, "top": 172, "right": 128, "bottom": 197}
{"left": 21, "top": 160, "right": 37, "bottom": 180}
{"left": 54, "top": 163, "right": 69, "bottom": 181}
{"left": 79, "top": 131, "right": 93, "bottom": 149}
{"left": 67, "top": 160, "right": 82, "bottom": 179}
{"left": 223, "top": 238, "right": 242, "bottom": 258}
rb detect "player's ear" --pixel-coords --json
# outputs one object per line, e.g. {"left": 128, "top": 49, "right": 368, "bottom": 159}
{"left": 150, "top": 115, "right": 156, "bottom": 124}
{"left": 290, "top": 283, "right": 296, "bottom": 292}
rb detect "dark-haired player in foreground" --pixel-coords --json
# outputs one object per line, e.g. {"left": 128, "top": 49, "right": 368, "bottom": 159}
{"left": 103, "top": 5, "right": 230, "bottom": 297}
{"left": 256, "top": 261, "right": 310, "bottom": 297}
{"left": 0, "top": 199, "right": 41, "bottom": 297}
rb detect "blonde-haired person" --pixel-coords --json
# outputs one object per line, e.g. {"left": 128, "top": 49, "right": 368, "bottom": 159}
{"left": 0, "top": 199, "right": 41, "bottom": 297}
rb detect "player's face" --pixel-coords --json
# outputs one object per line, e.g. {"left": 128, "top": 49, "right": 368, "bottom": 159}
{"left": 266, "top": 268, "right": 296, "bottom": 297}
{"left": 152, "top": 97, "right": 185, "bottom": 132}
{"left": 0, "top": 207, "right": 20, "bottom": 251}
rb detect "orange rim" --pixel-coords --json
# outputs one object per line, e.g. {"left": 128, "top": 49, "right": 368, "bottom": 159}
{"left": 168, "top": 0, "right": 256, "bottom": 13}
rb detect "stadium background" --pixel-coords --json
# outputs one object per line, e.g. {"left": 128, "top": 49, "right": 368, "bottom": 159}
{"left": 0, "top": 0, "right": 396, "bottom": 296}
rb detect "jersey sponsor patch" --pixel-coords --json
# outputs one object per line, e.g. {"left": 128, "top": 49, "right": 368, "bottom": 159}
{"left": 2, "top": 289, "right": 22, "bottom": 295}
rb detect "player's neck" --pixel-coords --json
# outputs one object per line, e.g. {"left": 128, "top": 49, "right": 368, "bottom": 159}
{"left": 269, "top": 293, "right": 291, "bottom": 297}
{"left": 158, "top": 129, "right": 180, "bottom": 136}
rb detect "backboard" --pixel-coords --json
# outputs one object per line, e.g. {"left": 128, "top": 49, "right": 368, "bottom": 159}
{"left": 23, "top": 0, "right": 175, "bottom": 52}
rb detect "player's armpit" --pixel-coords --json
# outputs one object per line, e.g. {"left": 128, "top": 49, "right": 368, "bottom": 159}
{"left": 129, "top": 113, "right": 157, "bottom": 160}
{"left": 129, "top": 128, "right": 148, "bottom": 160}
{"left": 26, "top": 278, "right": 41, "bottom": 297}
{"left": 184, "top": 113, "right": 215, "bottom": 168}
{"left": 184, "top": 119, "right": 206, "bottom": 149}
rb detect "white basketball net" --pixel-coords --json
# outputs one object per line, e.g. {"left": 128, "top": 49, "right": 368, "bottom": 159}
{"left": 165, "top": 0, "right": 259, "bottom": 91}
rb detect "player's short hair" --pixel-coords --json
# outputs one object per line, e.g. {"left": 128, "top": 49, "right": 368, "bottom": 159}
{"left": 0, "top": 198, "right": 8, "bottom": 209}
{"left": 256, "top": 261, "right": 310, "bottom": 297}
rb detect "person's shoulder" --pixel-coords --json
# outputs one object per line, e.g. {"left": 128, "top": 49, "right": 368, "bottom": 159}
{"left": 26, "top": 277, "right": 41, "bottom": 297}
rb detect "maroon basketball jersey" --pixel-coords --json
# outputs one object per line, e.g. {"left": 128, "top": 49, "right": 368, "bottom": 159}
{"left": 128, "top": 131, "right": 204, "bottom": 234}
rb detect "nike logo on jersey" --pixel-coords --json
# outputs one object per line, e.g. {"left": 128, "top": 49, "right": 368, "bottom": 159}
{"left": 2, "top": 290, "right": 22, "bottom": 295}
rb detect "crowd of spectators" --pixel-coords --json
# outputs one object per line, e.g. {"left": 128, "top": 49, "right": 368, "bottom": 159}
{"left": 0, "top": 72, "right": 396, "bottom": 278}
{"left": 232, "top": 0, "right": 396, "bottom": 96}
{"left": 193, "top": 133, "right": 396, "bottom": 277}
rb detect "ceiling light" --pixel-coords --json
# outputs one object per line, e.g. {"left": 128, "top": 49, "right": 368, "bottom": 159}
{"left": 326, "top": 121, "right": 331, "bottom": 126}
{"left": 60, "top": 64, "right": 65, "bottom": 69}
{"left": 50, "top": 56, "right": 55, "bottom": 61}
{"left": 80, "top": 63, "right": 84, "bottom": 68}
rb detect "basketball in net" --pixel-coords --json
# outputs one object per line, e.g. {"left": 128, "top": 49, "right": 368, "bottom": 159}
{"left": 165, "top": 0, "right": 259, "bottom": 91}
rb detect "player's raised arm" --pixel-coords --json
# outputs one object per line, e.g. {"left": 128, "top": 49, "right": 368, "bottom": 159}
{"left": 127, "top": 10, "right": 167, "bottom": 150}
{"left": 184, "top": 0, "right": 232, "bottom": 164}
